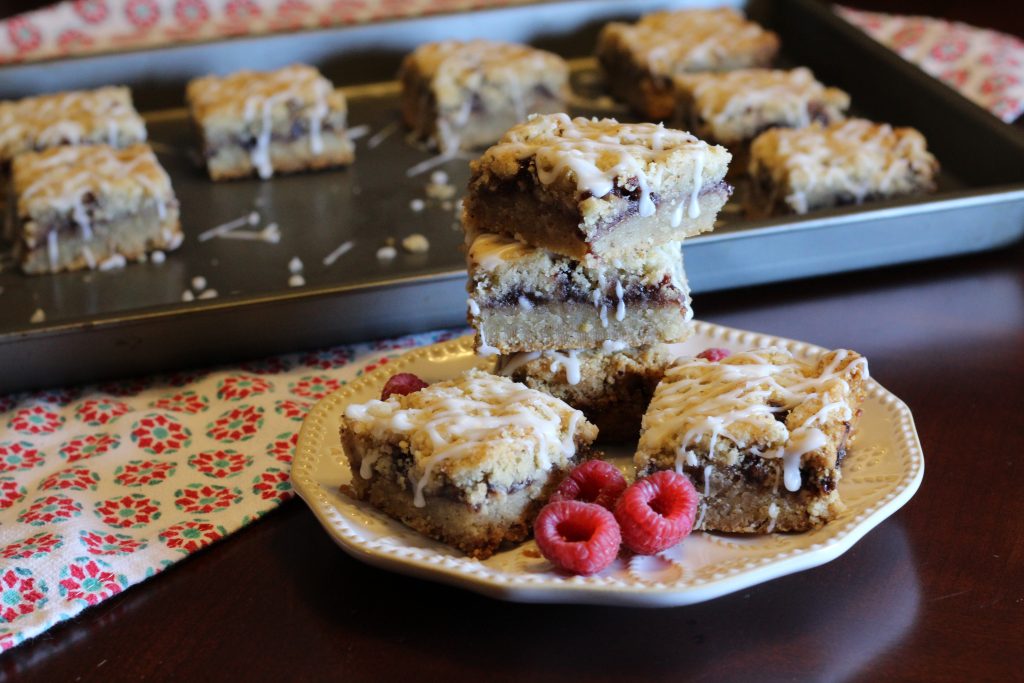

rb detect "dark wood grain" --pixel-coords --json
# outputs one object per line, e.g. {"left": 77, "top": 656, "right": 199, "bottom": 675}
{"left": 1, "top": 2, "right": 1023, "bottom": 682}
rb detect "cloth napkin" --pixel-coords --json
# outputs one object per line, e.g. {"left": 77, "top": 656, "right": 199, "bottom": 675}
{"left": 0, "top": 327, "right": 465, "bottom": 653}
{"left": 0, "top": 0, "right": 537, "bottom": 64}
{"left": 837, "top": 6, "right": 1024, "bottom": 122}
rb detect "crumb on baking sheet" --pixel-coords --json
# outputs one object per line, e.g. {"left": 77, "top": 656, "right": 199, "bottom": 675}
{"left": 401, "top": 234, "right": 430, "bottom": 253}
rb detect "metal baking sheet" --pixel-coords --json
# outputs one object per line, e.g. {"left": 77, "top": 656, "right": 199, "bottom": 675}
{"left": 0, "top": 0, "right": 1022, "bottom": 393}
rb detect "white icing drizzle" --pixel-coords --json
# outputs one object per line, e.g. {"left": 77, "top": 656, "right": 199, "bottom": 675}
{"left": 81, "top": 246, "right": 96, "bottom": 270}
{"left": 197, "top": 211, "right": 260, "bottom": 242}
{"left": 766, "top": 502, "right": 779, "bottom": 533}
{"left": 517, "top": 295, "right": 534, "bottom": 311}
{"left": 323, "top": 240, "right": 354, "bottom": 266}
{"left": 344, "top": 370, "right": 585, "bottom": 507}
{"left": 546, "top": 350, "right": 581, "bottom": 385}
{"left": 367, "top": 120, "right": 399, "bottom": 149}
{"left": 693, "top": 464, "right": 713, "bottom": 529}
{"left": 466, "top": 298, "right": 481, "bottom": 317}
{"left": 476, "top": 327, "right": 500, "bottom": 357}
{"left": 98, "top": 253, "right": 126, "bottom": 271}
{"left": 497, "top": 351, "right": 542, "bottom": 376}
{"left": 687, "top": 148, "right": 705, "bottom": 219}
{"left": 46, "top": 231, "right": 59, "bottom": 271}
{"left": 614, "top": 280, "right": 625, "bottom": 322}
{"left": 641, "top": 348, "right": 868, "bottom": 493}
{"left": 601, "top": 339, "right": 629, "bottom": 353}
{"left": 671, "top": 200, "right": 684, "bottom": 228}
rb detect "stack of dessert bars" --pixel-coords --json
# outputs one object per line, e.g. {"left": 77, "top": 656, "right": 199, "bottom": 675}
{"left": 462, "top": 113, "right": 733, "bottom": 441}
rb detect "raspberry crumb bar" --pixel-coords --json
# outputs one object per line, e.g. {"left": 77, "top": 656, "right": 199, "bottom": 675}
{"left": 748, "top": 118, "right": 939, "bottom": 215}
{"left": 635, "top": 348, "right": 868, "bottom": 533}
{"left": 0, "top": 86, "right": 147, "bottom": 165}
{"left": 597, "top": 8, "right": 780, "bottom": 120}
{"left": 673, "top": 68, "right": 849, "bottom": 168}
{"left": 466, "top": 229, "right": 692, "bottom": 354}
{"left": 186, "top": 64, "right": 354, "bottom": 181}
{"left": 10, "top": 144, "right": 181, "bottom": 275}
{"left": 340, "top": 369, "right": 598, "bottom": 559}
{"left": 399, "top": 40, "right": 569, "bottom": 154}
{"left": 464, "top": 114, "right": 732, "bottom": 262}
{"left": 499, "top": 343, "right": 677, "bottom": 443}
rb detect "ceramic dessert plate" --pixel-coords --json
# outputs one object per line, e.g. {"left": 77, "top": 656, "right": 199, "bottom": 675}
{"left": 292, "top": 321, "right": 924, "bottom": 607}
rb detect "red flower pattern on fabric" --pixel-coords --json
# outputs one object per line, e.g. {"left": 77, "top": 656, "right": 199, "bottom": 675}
{"left": 252, "top": 468, "right": 292, "bottom": 503}
{"left": 59, "top": 433, "right": 120, "bottom": 462}
{"left": 0, "top": 568, "right": 47, "bottom": 623}
{"left": 78, "top": 530, "right": 146, "bottom": 556}
{"left": 18, "top": 495, "right": 83, "bottom": 526}
{"left": 0, "top": 478, "right": 27, "bottom": 511}
{"left": 150, "top": 390, "right": 209, "bottom": 414}
{"left": 188, "top": 450, "right": 253, "bottom": 478}
{"left": 159, "top": 521, "right": 226, "bottom": 553}
{"left": 289, "top": 375, "right": 343, "bottom": 400}
{"left": 38, "top": 467, "right": 100, "bottom": 492}
{"left": 130, "top": 414, "right": 192, "bottom": 454}
{"left": 112, "top": 459, "right": 177, "bottom": 487}
{"left": 266, "top": 432, "right": 298, "bottom": 464}
{"left": 1, "top": 532, "right": 63, "bottom": 560}
{"left": 217, "top": 375, "right": 273, "bottom": 401}
{"left": 74, "top": 398, "right": 130, "bottom": 426}
{"left": 8, "top": 406, "right": 64, "bottom": 435}
{"left": 94, "top": 494, "right": 161, "bottom": 529}
{"left": 274, "top": 399, "right": 310, "bottom": 422}
{"left": 58, "top": 557, "right": 126, "bottom": 606}
{"left": 174, "top": 484, "right": 242, "bottom": 514}
{"left": 205, "top": 405, "right": 264, "bottom": 442}
{"left": 0, "top": 442, "right": 44, "bottom": 472}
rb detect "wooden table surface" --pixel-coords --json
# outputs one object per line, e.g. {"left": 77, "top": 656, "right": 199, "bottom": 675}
{"left": 2, "top": 1, "right": 1024, "bottom": 682}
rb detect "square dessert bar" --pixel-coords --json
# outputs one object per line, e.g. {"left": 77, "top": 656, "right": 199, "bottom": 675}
{"left": 498, "top": 343, "right": 677, "bottom": 443}
{"left": 635, "top": 348, "right": 868, "bottom": 533}
{"left": 464, "top": 114, "right": 732, "bottom": 262}
{"left": 0, "top": 86, "right": 147, "bottom": 165}
{"left": 466, "top": 230, "right": 692, "bottom": 355}
{"left": 399, "top": 40, "right": 569, "bottom": 154}
{"left": 340, "top": 368, "right": 598, "bottom": 559}
{"left": 186, "top": 64, "right": 354, "bottom": 181}
{"left": 673, "top": 68, "right": 849, "bottom": 167}
{"left": 10, "top": 144, "right": 181, "bottom": 274}
{"left": 747, "top": 118, "right": 939, "bottom": 215}
{"left": 597, "top": 8, "right": 780, "bottom": 120}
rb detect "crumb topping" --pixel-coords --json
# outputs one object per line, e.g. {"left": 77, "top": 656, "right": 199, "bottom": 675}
{"left": 12, "top": 144, "right": 173, "bottom": 218}
{"left": 0, "top": 86, "right": 146, "bottom": 162}
{"left": 604, "top": 8, "right": 779, "bottom": 76}
{"left": 638, "top": 348, "right": 867, "bottom": 491}
{"left": 674, "top": 68, "right": 850, "bottom": 143}
{"left": 750, "top": 118, "right": 938, "bottom": 212}
{"left": 475, "top": 113, "right": 728, "bottom": 220}
{"left": 343, "top": 369, "right": 595, "bottom": 506}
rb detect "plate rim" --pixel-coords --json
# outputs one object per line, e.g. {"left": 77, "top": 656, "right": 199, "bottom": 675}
{"left": 291, "top": 320, "right": 925, "bottom": 607}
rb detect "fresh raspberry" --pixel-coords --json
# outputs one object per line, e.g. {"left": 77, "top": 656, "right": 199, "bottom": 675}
{"left": 614, "top": 471, "right": 698, "bottom": 555}
{"left": 697, "top": 347, "right": 731, "bottom": 362}
{"left": 380, "top": 373, "right": 428, "bottom": 400}
{"left": 550, "top": 460, "right": 627, "bottom": 511}
{"left": 533, "top": 500, "right": 621, "bottom": 575}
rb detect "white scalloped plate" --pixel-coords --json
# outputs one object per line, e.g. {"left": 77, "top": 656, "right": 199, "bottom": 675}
{"left": 292, "top": 321, "right": 924, "bottom": 606}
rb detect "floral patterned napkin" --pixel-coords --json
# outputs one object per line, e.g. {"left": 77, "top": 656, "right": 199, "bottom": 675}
{"left": 837, "top": 6, "right": 1024, "bottom": 122}
{"left": 0, "top": 327, "right": 465, "bottom": 653}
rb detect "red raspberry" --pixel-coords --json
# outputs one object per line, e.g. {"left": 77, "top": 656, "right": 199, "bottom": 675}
{"left": 697, "top": 347, "right": 731, "bottom": 362}
{"left": 550, "top": 460, "right": 627, "bottom": 511}
{"left": 533, "top": 500, "right": 621, "bottom": 575}
{"left": 380, "top": 373, "right": 428, "bottom": 400}
{"left": 614, "top": 471, "right": 698, "bottom": 555}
